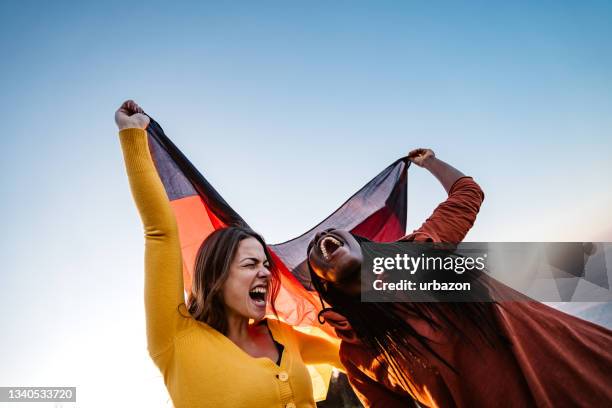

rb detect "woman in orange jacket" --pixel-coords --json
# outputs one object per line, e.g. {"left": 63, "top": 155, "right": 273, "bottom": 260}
{"left": 308, "top": 149, "right": 612, "bottom": 407}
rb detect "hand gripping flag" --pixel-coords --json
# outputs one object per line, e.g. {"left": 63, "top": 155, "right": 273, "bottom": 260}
{"left": 145, "top": 117, "right": 410, "bottom": 399}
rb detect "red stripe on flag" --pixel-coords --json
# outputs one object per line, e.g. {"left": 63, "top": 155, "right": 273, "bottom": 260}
{"left": 169, "top": 195, "right": 219, "bottom": 293}
{"left": 351, "top": 206, "right": 403, "bottom": 242}
{"left": 267, "top": 250, "right": 335, "bottom": 337}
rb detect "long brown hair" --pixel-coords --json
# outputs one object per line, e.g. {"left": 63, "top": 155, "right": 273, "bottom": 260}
{"left": 187, "top": 226, "right": 280, "bottom": 335}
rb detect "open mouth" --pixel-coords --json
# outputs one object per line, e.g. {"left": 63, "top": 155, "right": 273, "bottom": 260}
{"left": 319, "top": 235, "right": 344, "bottom": 261}
{"left": 248, "top": 285, "right": 267, "bottom": 307}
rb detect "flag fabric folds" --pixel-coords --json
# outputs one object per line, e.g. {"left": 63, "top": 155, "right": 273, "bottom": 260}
{"left": 145, "top": 117, "right": 410, "bottom": 331}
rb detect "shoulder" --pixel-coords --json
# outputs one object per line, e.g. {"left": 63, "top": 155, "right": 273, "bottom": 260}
{"left": 449, "top": 176, "right": 485, "bottom": 200}
{"left": 265, "top": 318, "right": 298, "bottom": 342}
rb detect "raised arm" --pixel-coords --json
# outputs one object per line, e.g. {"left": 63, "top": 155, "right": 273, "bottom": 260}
{"left": 115, "top": 100, "right": 187, "bottom": 358}
{"left": 408, "top": 148, "right": 465, "bottom": 194}
{"left": 406, "top": 149, "right": 484, "bottom": 243}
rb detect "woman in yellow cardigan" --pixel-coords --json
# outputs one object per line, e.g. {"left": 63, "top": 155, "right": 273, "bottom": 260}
{"left": 115, "top": 100, "right": 343, "bottom": 408}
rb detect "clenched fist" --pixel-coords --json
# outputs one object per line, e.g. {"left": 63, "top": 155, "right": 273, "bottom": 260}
{"left": 115, "top": 100, "right": 150, "bottom": 130}
{"left": 407, "top": 148, "right": 435, "bottom": 168}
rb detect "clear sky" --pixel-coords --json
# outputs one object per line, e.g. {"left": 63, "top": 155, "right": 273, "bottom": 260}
{"left": 1, "top": 1, "right": 611, "bottom": 407}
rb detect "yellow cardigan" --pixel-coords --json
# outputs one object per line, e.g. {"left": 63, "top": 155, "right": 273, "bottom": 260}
{"left": 119, "top": 128, "right": 342, "bottom": 408}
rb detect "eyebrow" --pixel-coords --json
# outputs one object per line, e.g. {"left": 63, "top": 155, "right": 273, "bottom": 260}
{"left": 239, "top": 257, "right": 268, "bottom": 263}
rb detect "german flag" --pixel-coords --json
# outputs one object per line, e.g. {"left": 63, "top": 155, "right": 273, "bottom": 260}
{"left": 146, "top": 117, "right": 410, "bottom": 333}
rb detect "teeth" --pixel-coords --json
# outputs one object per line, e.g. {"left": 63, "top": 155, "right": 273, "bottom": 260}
{"left": 250, "top": 287, "right": 267, "bottom": 294}
{"left": 319, "top": 236, "right": 342, "bottom": 261}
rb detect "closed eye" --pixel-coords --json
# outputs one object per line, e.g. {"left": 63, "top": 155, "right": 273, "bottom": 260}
{"left": 241, "top": 259, "right": 270, "bottom": 269}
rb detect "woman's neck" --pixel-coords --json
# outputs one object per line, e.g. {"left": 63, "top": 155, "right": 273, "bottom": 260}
{"left": 225, "top": 312, "right": 261, "bottom": 345}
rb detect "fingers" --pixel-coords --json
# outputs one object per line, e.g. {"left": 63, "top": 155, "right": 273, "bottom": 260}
{"left": 407, "top": 148, "right": 426, "bottom": 159}
{"left": 407, "top": 148, "right": 434, "bottom": 159}
{"left": 114, "top": 102, "right": 150, "bottom": 130}
{"left": 118, "top": 99, "right": 144, "bottom": 115}
{"left": 130, "top": 100, "right": 144, "bottom": 114}
{"left": 406, "top": 148, "right": 435, "bottom": 168}
{"left": 117, "top": 100, "right": 132, "bottom": 114}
